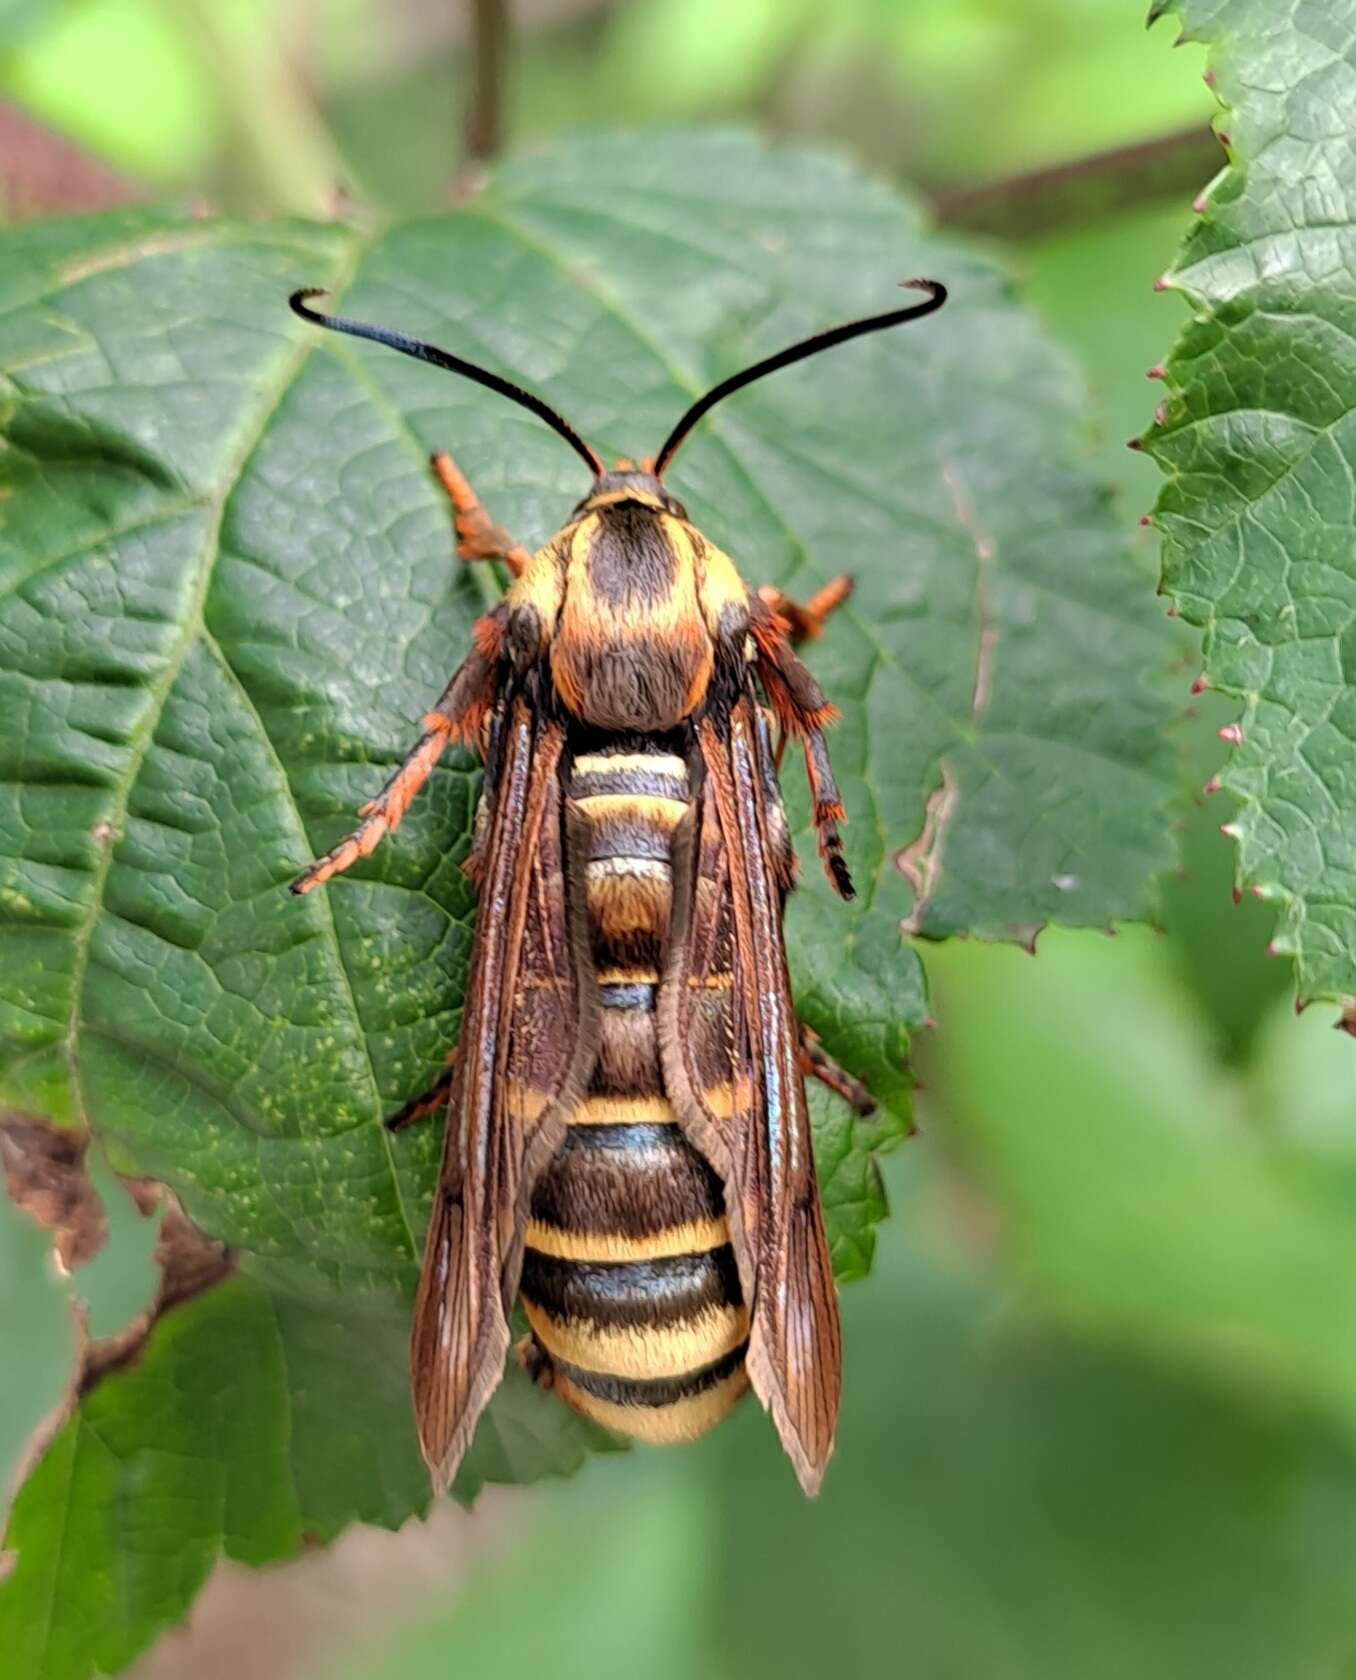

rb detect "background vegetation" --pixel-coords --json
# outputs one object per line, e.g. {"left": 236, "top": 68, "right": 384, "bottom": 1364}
{"left": 1, "top": 2, "right": 1353, "bottom": 1677}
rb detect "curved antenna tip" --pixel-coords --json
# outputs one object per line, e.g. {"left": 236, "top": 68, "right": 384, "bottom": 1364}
{"left": 282, "top": 286, "right": 603, "bottom": 478}
{"left": 653, "top": 276, "right": 949, "bottom": 477}
{"left": 289, "top": 287, "right": 329, "bottom": 314}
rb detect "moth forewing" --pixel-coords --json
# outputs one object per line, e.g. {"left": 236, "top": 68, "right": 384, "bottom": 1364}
{"left": 410, "top": 706, "right": 581, "bottom": 1489}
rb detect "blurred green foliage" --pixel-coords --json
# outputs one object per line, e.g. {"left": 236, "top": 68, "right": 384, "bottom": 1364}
{"left": 0, "top": 1147, "right": 158, "bottom": 1510}
{"left": 0, "top": 0, "right": 1212, "bottom": 216}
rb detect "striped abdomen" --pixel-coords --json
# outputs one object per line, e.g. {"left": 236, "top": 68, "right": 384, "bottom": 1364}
{"left": 520, "top": 742, "right": 750, "bottom": 1441}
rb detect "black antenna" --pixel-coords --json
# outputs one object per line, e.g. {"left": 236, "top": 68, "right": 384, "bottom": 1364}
{"left": 653, "top": 278, "right": 948, "bottom": 478}
{"left": 288, "top": 289, "right": 604, "bottom": 478}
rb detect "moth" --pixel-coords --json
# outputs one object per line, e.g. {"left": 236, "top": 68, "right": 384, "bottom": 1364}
{"left": 288, "top": 276, "right": 946, "bottom": 1494}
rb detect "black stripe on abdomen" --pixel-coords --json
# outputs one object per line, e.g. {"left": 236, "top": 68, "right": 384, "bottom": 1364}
{"left": 529, "top": 1122, "right": 725, "bottom": 1241}
{"left": 554, "top": 1342, "right": 748, "bottom": 1409}
{"left": 520, "top": 1245, "right": 742, "bottom": 1331}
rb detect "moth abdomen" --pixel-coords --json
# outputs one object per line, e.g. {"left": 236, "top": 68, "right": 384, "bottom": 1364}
{"left": 519, "top": 736, "right": 750, "bottom": 1438}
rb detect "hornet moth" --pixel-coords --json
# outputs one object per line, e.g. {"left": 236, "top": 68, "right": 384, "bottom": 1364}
{"left": 288, "top": 276, "right": 947, "bottom": 1495}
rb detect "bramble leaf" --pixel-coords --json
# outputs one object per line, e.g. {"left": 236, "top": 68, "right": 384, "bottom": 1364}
{"left": 0, "top": 132, "right": 1176, "bottom": 1678}
{"left": 1143, "top": 0, "right": 1356, "bottom": 1012}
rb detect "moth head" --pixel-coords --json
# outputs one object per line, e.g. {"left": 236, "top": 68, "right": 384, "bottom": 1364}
{"left": 572, "top": 462, "right": 688, "bottom": 521}
{"left": 288, "top": 278, "right": 947, "bottom": 498}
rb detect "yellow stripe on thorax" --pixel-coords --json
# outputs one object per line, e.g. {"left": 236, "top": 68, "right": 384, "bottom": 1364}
{"left": 564, "top": 515, "right": 700, "bottom": 636}
{"left": 504, "top": 534, "right": 567, "bottom": 640}
{"left": 697, "top": 540, "right": 750, "bottom": 632}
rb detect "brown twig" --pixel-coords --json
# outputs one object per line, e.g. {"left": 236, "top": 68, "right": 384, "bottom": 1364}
{"left": 929, "top": 124, "right": 1222, "bottom": 239}
{"left": 465, "top": 0, "right": 509, "bottom": 165}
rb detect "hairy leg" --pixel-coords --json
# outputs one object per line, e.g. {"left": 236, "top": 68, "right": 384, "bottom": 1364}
{"left": 291, "top": 610, "right": 505, "bottom": 895}
{"left": 432, "top": 450, "right": 532, "bottom": 578}
{"left": 798, "top": 1025, "right": 875, "bottom": 1116}
{"left": 757, "top": 575, "right": 853, "bottom": 644}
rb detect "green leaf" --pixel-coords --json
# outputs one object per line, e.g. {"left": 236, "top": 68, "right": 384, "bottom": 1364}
{"left": 0, "top": 1164, "right": 72, "bottom": 1487}
{"left": 1143, "top": 0, "right": 1356, "bottom": 1011}
{"left": 0, "top": 1270, "right": 613, "bottom": 1680}
{"left": 0, "top": 131, "right": 1177, "bottom": 1677}
{"left": 0, "top": 132, "right": 1175, "bottom": 1280}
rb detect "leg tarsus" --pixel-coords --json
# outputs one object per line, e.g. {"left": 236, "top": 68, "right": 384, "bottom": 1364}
{"left": 292, "top": 724, "right": 452, "bottom": 896}
{"left": 515, "top": 1333, "right": 555, "bottom": 1390}
{"left": 799, "top": 1026, "right": 875, "bottom": 1116}
{"left": 758, "top": 575, "right": 854, "bottom": 644}
{"left": 432, "top": 450, "right": 531, "bottom": 578}
{"left": 291, "top": 613, "right": 505, "bottom": 897}
{"left": 802, "top": 728, "right": 853, "bottom": 901}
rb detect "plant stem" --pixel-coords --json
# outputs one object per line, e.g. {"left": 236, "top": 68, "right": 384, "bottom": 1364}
{"left": 930, "top": 126, "right": 1222, "bottom": 240}
{"left": 465, "top": 0, "right": 509, "bottom": 165}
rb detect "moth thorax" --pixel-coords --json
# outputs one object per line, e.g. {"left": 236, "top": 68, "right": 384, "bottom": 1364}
{"left": 551, "top": 505, "right": 714, "bottom": 730}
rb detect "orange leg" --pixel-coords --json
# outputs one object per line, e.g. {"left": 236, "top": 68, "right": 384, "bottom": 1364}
{"left": 432, "top": 451, "right": 531, "bottom": 578}
{"left": 757, "top": 575, "right": 853, "bottom": 644}
{"left": 291, "top": 725, "right": 452, "bottom": 896}
{"left": 748, "top": 595, "right": 853, "bottom": 900}
{"left": 801, "top": 726, "right": 852, "bottom": 902}
{"left": 799, "top": 1025, "right": 875, "bottom": 1116}
{"left": 291, "top": 611, "right": 505, "bottom": 897}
